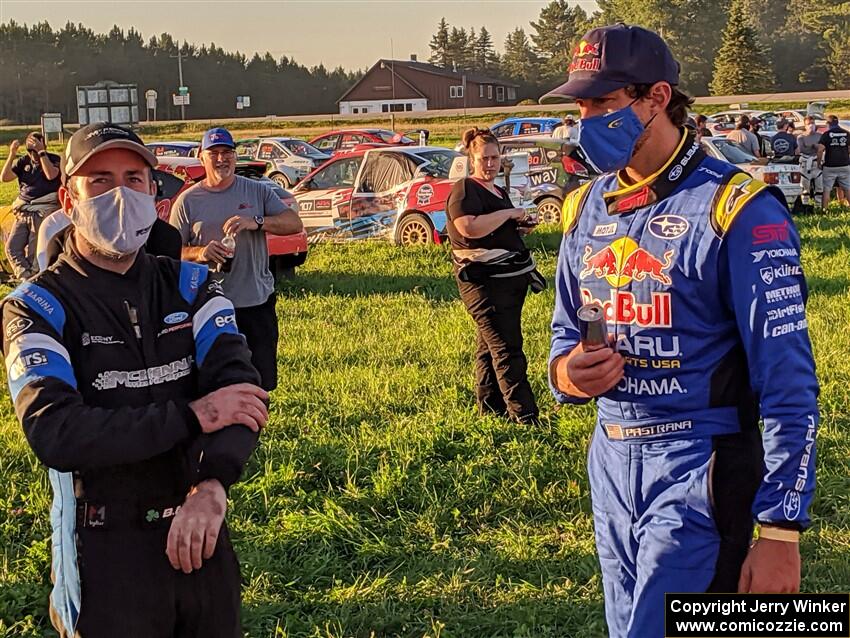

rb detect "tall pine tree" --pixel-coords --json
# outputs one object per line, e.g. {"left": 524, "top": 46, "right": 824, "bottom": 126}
{"left": 710, "top": 0, "right": 776, "bottom": 95}
{"left": 428, "top": 18, "right": 451, "bottom": 67}
{"left": 529, "top": 0, "right": 590, "bottom": 84}
{"left": 474, "top": 27, "right": 498, "bottom": 72}
{"left": 502, "top": 28, "right": 540, "bottom": 89}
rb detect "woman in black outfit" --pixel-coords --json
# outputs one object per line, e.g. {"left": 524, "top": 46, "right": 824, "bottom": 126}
{"left": 447, "top": 127, "right": 540, "bottom": 423}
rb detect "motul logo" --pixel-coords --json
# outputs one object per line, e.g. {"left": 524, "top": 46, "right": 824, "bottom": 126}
{"left": 580, "top": 288, "right": 672, "bottom": 328}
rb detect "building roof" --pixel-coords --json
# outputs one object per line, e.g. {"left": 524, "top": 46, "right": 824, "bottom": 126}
{"left": 386, "top": 59, "right": 520, "bottom": 87}
{"left": 338, "top": 59, "right": 519, "bottom": 103}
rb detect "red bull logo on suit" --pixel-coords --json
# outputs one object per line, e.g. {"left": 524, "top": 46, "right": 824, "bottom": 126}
{"left": 580, "top": 237, "right": 675, "bottom": 288}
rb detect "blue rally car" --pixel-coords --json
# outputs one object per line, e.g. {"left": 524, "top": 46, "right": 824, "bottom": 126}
{"left": 489, "top": 117, "right": 562, "bottom": 138}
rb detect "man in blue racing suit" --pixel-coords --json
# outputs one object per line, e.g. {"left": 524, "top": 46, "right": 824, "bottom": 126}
{"left": 541, "top": 25, "right": 819, "bottom": 638}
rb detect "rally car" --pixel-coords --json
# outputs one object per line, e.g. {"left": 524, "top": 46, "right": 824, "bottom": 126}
{"left": 700, "top": 136, "right": 802, "bottom": 209}
{"left": 489, "top": 117, "right": 562, "bottom": 138}
{"left": 154, "top": 157, "right": 308, "bottom": 278}
{"left": 235, "top": 137, "right": 331, "bottom": 189}
{"left": 146, "top": 141, "right": 200, "bottom": 157}
{"left": 308, "top": 129, "right": 416, "bottom": 155}
{"left": 292, "top": 145, "right": 463, "bottom": 245}
{"left": 497, "top": 136, "right": 595, "bottom": 224}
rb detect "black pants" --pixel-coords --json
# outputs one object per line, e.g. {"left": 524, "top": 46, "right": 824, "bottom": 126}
{"left": 63, "top": 524, "right": 241, "bottom": 638}
{"left": 457, "top": 275, "right": 538, "bottom": 422}
{"left": 235, "top": 293, "right": 279, "bottom": 391}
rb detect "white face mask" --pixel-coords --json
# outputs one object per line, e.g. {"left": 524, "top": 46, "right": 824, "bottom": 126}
{"left": 69, "top": 186, "right": 156, "bottom": 258}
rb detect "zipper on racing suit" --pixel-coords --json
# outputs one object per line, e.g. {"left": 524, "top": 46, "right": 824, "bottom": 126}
{"left": 124, "top": 300, "right": 142, "bottom": 340}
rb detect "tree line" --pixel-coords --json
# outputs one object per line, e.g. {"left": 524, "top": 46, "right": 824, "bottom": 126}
{"left": 2, "top": 0, "right": 848, "bottom": 125}
{"left": 0, "top": 21, "right": 361, "bottom": 125}
{"left": 427, "top": 0, "right": 850, "bottom": 101}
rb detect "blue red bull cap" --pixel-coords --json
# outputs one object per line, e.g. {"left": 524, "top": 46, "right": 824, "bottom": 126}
{"left": 540, "top": 24, "right": 680, "bottom": 103}
{"left": 201, "top": 127, "right": 236, "bottom": 151}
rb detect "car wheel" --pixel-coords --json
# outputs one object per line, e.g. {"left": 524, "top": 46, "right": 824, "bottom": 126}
{"left": 270, "top": 252, "right": 307, "bottom": 282}
{"left": 537, "top": 197, "right": 563, "bottom": 224}
{"left": 271, "top": 173, "right": 291, "bottom": 189}
{"left": 396, "top": 213, "right": 433, "bottom": 246}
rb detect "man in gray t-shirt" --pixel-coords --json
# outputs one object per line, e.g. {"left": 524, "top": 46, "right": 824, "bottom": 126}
{"left": 170, "top": 127, "right": 303, "bottom": 390}
{"left": 726, "top": 116, "right": 761, "bottom": 158}
{"left": 797, "top": 116, "right": 823, "bottom": 208}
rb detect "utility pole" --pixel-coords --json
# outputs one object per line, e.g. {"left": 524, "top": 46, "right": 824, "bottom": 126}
{"left": 390, "top": 38, "right": 396, "bottom": 132}
{"left": 171, "top": 41, "right": 186, "bottom": 120}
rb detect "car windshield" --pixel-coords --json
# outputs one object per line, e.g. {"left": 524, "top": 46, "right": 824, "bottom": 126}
{"left": 377, "top": 131, "right": 414, "bottom": 144}
{"left": 279, "top": 139, "right": 324, "bottom": 156}
{"left": 713, "top": 139, "right": 757, "bottom": 164}
{"left": 415, "top": 150, "right": 461, "bottom": 178}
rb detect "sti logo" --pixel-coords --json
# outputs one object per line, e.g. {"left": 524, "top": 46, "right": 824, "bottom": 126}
{"left": 752, "top": 221, "right": 789, "bottom": 245}
{"left": 580, "top": 237, "right": 675, "bottom": 288}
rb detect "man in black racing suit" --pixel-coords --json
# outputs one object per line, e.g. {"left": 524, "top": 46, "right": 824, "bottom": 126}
{"left": 1, "top": 123, "right": 269, "bottom": 637}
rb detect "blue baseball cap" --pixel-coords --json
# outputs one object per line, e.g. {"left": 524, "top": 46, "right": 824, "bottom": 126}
{"left": 540, "top": 24, "right": 680, "bottom": 103}
{"left": 201, "top": 127, "right": 236, "bottom": 150}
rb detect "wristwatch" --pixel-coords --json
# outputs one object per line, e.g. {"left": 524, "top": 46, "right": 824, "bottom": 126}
{"left": 253, "top": 215, "right": 264, "bottom": 229}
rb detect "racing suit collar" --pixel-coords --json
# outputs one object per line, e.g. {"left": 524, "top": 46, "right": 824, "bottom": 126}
{"left": 60, "top": 227, "right": 146, "bottom": 282}
{"left": 602, "top": 129, "right": 705, "bottom": 214}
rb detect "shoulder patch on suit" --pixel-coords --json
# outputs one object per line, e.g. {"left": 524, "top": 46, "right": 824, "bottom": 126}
{"left": 562, "top": 180, "right": 595, "bottom": 235}
{"left": 5, "top": 282, "right": 67, "bottom": 335}
{"left": 178, "top": 261, "right": 209, "bottom": 305}
{"left": 710, "top": 172, "right": 769, "bottom": 237}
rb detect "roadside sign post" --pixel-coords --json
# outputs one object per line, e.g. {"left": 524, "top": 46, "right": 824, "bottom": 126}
{"left": 41, "top": 113, "right": 63, "bottom": 145}
{"left": 145, "top": 89, "right": 158, "bottom": 121}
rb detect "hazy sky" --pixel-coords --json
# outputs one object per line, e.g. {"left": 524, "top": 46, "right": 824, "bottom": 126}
{"left": 0, "top": 0, "right": 599, "bottom": 71}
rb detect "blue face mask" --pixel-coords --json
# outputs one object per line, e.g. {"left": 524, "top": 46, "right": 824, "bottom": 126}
{"left": 578, "top": 101, "right": 649, "bottom": 174}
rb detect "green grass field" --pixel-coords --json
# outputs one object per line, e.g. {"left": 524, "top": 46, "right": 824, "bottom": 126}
{"left": 0, "top": 213, "right": 848, "bottom": 637}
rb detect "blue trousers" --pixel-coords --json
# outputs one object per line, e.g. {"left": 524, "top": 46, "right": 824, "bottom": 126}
{"left": 587, "top": 426, "right": 762, "bottom": 638}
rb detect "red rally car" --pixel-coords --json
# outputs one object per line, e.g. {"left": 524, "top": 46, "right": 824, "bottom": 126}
{"left": 292, "top": 146, "right": 461, "bottom": 246}
{"left": 308, "top": 129, "right": 416, "bottom": 156}
{"left": 153, "top": 157, "right": 308, "bottom": 278}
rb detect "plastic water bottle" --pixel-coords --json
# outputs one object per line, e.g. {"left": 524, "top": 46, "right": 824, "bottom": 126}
{"left": 219, "top": 235, "right": 236, "bottom": 273}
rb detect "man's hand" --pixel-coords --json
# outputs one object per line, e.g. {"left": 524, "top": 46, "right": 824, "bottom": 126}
{"left": 27, "top": 136, "right": 45, "bottom": 153}
{"left": 738, "top": 537, "right": 801, "bottom": 593}
{"left": 9, "top": 140, "right": 20, "bottom": 156}
{"left": 189, "top": 383, "right": 270, "bottom": 433}
{"left": 554, "top": 342, "right": 624, "bottom": 398}
{"left": 201, "top": 240, "right": 229, "bottom": 264}
{"left": 166, "top": 479, "right": 227, "bottom": 574}
{"left": 223, "top": 215, "right": 258, "bottom": 236}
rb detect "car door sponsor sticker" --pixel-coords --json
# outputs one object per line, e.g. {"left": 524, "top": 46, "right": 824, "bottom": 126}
{"left": 530, "top": 168, "right": 558, "bottom": 187}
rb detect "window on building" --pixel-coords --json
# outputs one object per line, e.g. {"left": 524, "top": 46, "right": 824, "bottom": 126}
{"left": 487, "top": 85, "right": 493, "bottom": 100}
{"left": 405, "top": 103, "right": 413, "bottom": 111}
{"left": 382, "top": 104, "right": 389, "bottom": 113}
{"left": 479, "top": 85, "right": 484, "bottom": 98}
{"left": 496, "top": 86, "right": 505, "bottom": 102}
{"left": 507, "top": 87, "right": 517, "bottom": 101}
{"left": 450, "top": 85, "right": 464, "bottom": 99}
{"left": 353, "top": 107, "right": 359, "bottom": 114}
{"left": 390, "top": 103, "right": 405, "bottom": 112}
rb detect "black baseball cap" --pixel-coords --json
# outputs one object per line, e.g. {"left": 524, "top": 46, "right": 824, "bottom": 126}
{"left": 62, "top": 123, "right": 156, "bottom": 184}
{"left": 540, "top": 24, "right": 680, "bottom": 103}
